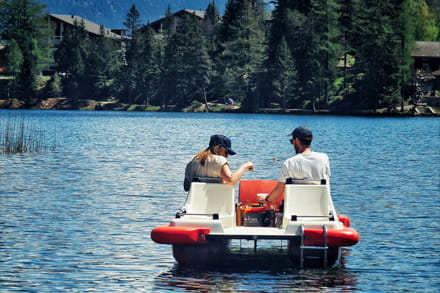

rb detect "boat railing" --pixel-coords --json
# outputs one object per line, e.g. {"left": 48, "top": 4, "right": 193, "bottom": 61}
{"left": 193, "top": 176, "right": 223, "bottom": 184}
{"left": 286, "top": 178, "right": 327, "bottom": 185}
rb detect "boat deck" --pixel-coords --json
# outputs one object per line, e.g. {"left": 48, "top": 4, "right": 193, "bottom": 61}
{"left": 207, "top": 226, "right": 298, "bottom": 240}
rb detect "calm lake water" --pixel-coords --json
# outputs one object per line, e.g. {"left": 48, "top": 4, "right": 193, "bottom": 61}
{"left": 0, "top": 110, "right": 439, "bottom": 292}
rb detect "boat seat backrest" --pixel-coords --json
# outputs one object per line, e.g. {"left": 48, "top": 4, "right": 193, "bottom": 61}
{"left": 239, "top": 180, "right": 281, "bottom": 209}
{"left": 183, "top": 182, "right": 235, "bottom": 228}
{"left": 282, "top": 184, "right": 336, "bottom": 227}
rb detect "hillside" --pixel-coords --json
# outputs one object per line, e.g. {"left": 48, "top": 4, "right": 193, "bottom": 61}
{"left": 39, "top": 0, "right": 228, "bottom": 29}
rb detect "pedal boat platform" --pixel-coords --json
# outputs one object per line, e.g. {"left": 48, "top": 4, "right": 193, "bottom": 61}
{"left": 151, "top": 179, "right": 359, "bottom": 268}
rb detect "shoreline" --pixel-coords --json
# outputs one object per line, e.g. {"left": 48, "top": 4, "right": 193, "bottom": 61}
{"left": 0, "top": 97, "right": 438, "bottom": 117}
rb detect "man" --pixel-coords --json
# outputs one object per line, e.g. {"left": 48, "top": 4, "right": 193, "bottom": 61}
{"left": 258, "top": 126, "right": 330, "bottom": 204}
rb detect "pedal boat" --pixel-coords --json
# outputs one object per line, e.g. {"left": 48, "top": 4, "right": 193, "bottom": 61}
{"left": 151, "top": 179, "right": 359, "bottom": 268}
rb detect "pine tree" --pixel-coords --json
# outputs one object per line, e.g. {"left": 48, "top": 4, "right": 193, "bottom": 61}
{"left": 282, "top": 0, "right": 341, "bottom": 110}
{"left": 161, "top": 14, "right": 211, "bottom": 109}
{"left": 265, "top": 0, "right": 298, "bottom": 110}
{"left": 337, "top": 0, "right": 361, "bottom": 93}
{"left": 87, "top": 26, "right": 121, "bottom": 100}
{"left": 4, "top": 39, "right": 23, "bottom": 97}
{"left": 119, "top": 4, "right": 144, "bottom": 104}
{"left": 414, "top": 0, "right": 439, "bottom": 41}
{"left": 0, "top": 0, "right": 53, "bottom": 101}
{"left": 138, "top": 23, "right": 161, "bottom": 106}
{"left": 349, "top": 0, "right": 401, "bottom": 111}
{"left": 54, "top": 19, "right": 89, "bottom": 99}
{"left": 266, "top": 37, "right": 298, "bottom": 110}
{"left": 215, "top": 0, "right": 267, "bottom": 111}
{"left": 46, "top": 72, "right": 62, "bottom": 98}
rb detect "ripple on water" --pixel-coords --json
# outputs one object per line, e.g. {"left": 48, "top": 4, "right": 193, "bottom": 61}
{"left": 0, "top": 111, "right": 439, "bottom": 292}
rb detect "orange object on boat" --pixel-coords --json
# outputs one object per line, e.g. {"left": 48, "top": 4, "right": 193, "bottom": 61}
{"left": 151, "top": 225, "right": 210, "bottom": 245}
{"left": 304, "top": 227, "right": 360, "bottom": 247}
{"left": 239, "top": 180, "right": 281, "bottom": 209}
{"left": 242, "top": 205, "right": 266, "bottom": 213}
{"left": 337, "top": 214, "right": 350, "bottom": 227}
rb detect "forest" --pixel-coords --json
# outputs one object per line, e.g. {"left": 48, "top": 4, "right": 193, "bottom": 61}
{"left": 0, "top": 0, "right": 439, "bottom": 113}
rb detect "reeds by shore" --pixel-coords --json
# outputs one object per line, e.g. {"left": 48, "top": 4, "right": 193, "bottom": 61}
{"left": 0, "top": 114, "right": 55, "bottom": 154}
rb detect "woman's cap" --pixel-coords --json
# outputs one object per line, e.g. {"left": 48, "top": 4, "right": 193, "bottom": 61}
{"left": 291, "top": 126, "right": 313, "bottom": 140}
{"left": 209, "top": 134, "right": 236, "bottom": 155}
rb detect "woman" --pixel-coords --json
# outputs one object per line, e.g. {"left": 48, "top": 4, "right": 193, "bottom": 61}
{"left": 184, "top": 134, "right": 254, "bottom": 191}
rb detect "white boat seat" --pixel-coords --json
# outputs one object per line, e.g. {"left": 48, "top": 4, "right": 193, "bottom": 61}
{"left": 282, "top": 181, "right": 337, "bottom": 229}
{"left": 182, "top": 182, "right": 235, "bottom": 228}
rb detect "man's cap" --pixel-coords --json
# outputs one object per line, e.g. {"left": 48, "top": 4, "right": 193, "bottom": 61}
{"left": 290, "top": 126, "right": 313, "bottom": 140}
{"left": 209, "top": 134, "right": 236, "bottom": 155}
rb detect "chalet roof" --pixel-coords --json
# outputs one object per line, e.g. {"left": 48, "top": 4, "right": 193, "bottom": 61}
{"left": 150, "top": 9, "right": 206, "bottom": 27}
{"left": 49, "top": 14, "right": 126, "bottom": 40}
{"left": 411, "top": 41, "right": 440, "bottom": 58}
{"left": 175, "top": 9, "right": 206, "bottom": 19}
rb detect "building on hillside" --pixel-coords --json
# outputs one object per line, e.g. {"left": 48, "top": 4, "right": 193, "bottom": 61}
{"left": 44, "top": 14, "right": 129, "bottom": 74}
{"left": 411, "top": 41, "right": 440, "bottom": 97}
{"left": 48, "top": 14, "right": 128, "bottom": 46}
{"left": 149, "top": 9, "right": 207, "bottom": 33}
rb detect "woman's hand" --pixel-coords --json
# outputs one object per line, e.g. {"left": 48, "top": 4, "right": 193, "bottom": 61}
{"left": 245, "top": 161, "right": 254, "bottom": 171}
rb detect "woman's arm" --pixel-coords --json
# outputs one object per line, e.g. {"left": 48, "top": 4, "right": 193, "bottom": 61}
{"left": 220, "top": 161, "right": 254, "bottom": 185}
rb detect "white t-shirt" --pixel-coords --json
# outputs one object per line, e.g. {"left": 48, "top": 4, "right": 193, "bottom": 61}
{"left": 278, "top": 151, "right": 330, "bottom": 183}
{"left": 184, "top": 155, "right": 228, "bottom": 191}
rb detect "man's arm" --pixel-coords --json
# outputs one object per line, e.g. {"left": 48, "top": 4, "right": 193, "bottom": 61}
{"left": 258, "top": 181, "right": 285, "bottom": 203}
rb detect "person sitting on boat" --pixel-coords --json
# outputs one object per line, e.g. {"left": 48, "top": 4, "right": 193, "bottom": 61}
{"left": 184, "top": 134, "right": 254, "bottom": 191}
{"left": 258, "top": 126, "right": 330, "bottom": 204}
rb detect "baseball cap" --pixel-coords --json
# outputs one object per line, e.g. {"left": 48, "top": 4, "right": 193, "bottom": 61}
{"left": 209, "top": 134, "right": 236, "bottom": 155}
{"left": 290, "top": 126, "right": 313, "bottom": 140}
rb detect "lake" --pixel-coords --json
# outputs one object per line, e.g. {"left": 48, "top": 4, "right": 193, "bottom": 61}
{"left": 0, "top": 110, "right": 439, "bottom": 292}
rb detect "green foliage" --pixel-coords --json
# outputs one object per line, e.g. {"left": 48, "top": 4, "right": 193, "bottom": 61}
{"left": 45, "top": 72, "right": 62, "bottom": 98}
{"left": 54, "top": 19, "right": 90, "bottom": 99}
{"left": 87, "top": 26, "right": 121, "bottom": 99}
{"left": 414, "top": 0, "right": 439, "bottom": 41}
{"left": 265, "top": 36, "right": 298, "bottom": 109}
{"left": 161, "top": 14, "right": 210, "bottom": 108}
{"left": 215, "top": 0, "right": 267, "bottom": 111}
{"left": 0, "top": 0, "right": 53, "bottom": 100}
{"left": 4, "top": 39, "right": 23, "bottom": 97}
{"left": 5, "top": 39, "right": 23, "bottom": 76}
{"left": 118, "top": 6, "right": 160, "bottom": 105}
{"left": 0, "top": 0, "right": 432, "bottom": 113}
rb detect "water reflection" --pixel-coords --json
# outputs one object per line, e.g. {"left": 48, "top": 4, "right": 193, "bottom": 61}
{"left": 153, "top": 259, "right": 358, "bottom": 292}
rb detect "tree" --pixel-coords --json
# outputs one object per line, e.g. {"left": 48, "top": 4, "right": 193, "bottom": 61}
{"left": 54, "top": 19, "right": 89, "bottom": 99}
{"left": 45, "top": 72, "right": 62, "bottom": 98}
{"left": 123, "top": 4, "right": 142, "bottom": 37}
{"left": 348, "top": 0, "right": 402, "bottom": 111}
{"left": 87, "top": 26, "right": 121, "bottom": 99}
{"left": 4, "top": 39, "right": 23, "bottom": 97}
{"left": 138, "top": 24, "right": 161, "bottom": 106}
{"left": 266, "top": 37, "right": 298, "bottom": 110}
{"left": 0, "top": 0, "right": 53, "bottom": 101}
{"left": 118, "top": 4, "right": 145, "bottom": 104}
{"left": 282, "top": 0, "right": 341, "bottom": 110}
{"left": 337, "top": 0, "right": 361, "bottom": 92}
{"left": 160, "top": 14, "right": 211, "bottom": 109}
{"left": 215, "top": 0, "right": 267, "bottom": 111}
{"left": 413, "top": 0, "right": 439, "bottom": 41}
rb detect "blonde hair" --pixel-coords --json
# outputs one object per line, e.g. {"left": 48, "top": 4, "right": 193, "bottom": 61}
{"left": 194, "top": 145, "right": 223, "bottom": 166}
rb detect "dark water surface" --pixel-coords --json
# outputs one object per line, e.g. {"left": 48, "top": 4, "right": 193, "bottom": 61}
{"left": 1, "top": 110, "right": 439, "bottom": 292}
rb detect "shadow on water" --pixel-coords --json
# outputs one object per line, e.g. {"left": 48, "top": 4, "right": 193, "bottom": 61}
{"left": 152, "top": 250, "right": 358, "bottom": 292}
